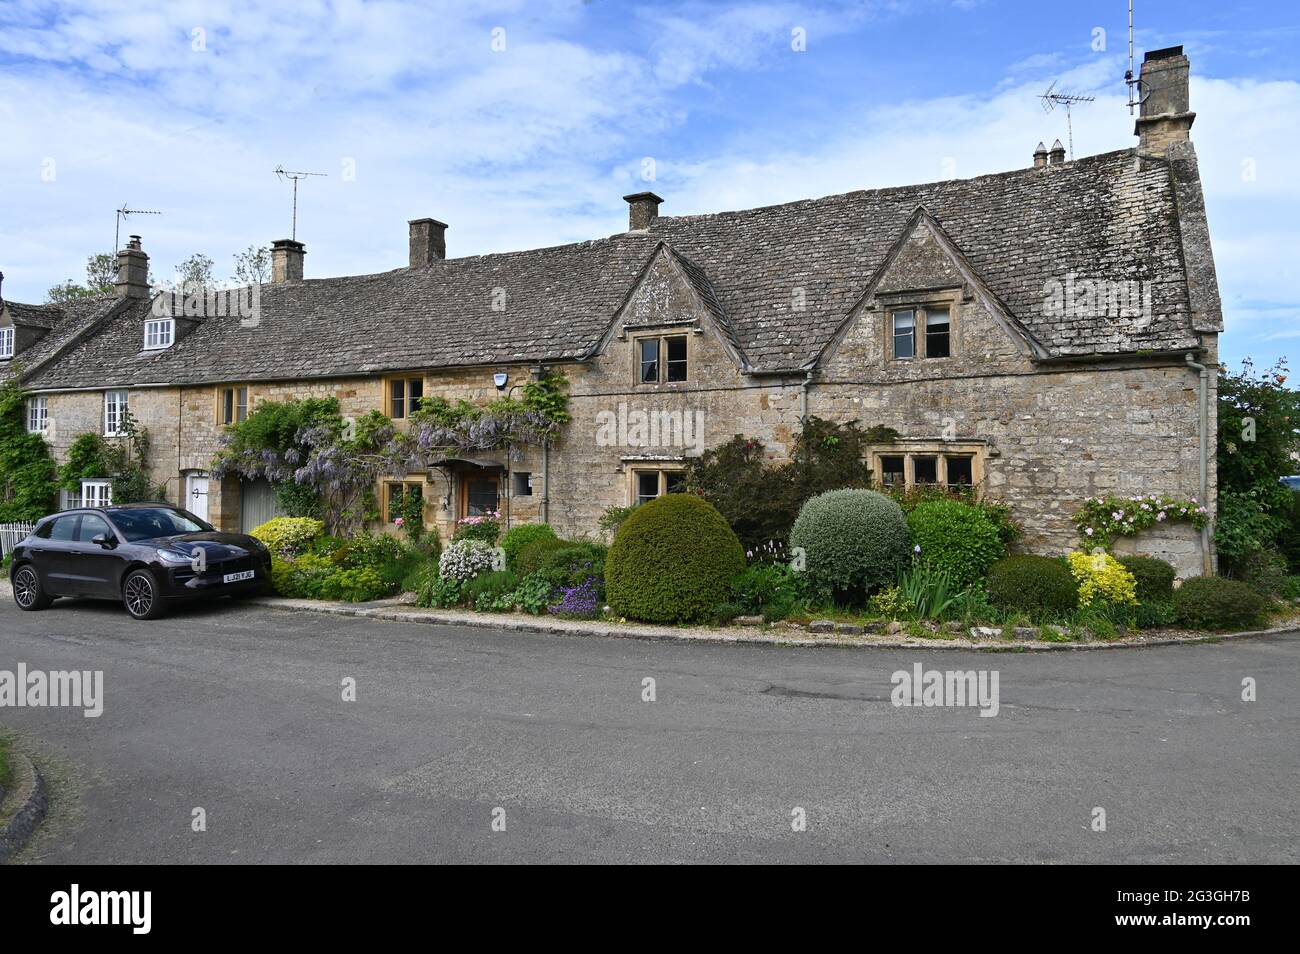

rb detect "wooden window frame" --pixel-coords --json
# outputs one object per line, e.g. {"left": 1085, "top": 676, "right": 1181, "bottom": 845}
{"left": 216, "top": 385, "right": 250, "bottom": 425}
{"left": 628, "top": 467, "right": 687, "bottom": 505}
{"left": 387, "top": 376, "right": 424, "bottom": 419}
{"left": 633, "top": 334, "right": 689, "bottom": 385}
{"left": 384, "top": 480, "right": 424, "bottom": 524}
{"left": 886, "top": 296, "right": 957, "bottom": 362}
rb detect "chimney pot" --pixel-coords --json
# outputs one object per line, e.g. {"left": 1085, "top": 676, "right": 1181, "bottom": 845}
{"left": 116, "top": 235, "right": 150, "bottom": 299}
{"left": 408, "top": 218, "right": 448, "bottom": 267}
{"left": 271, "top": 239, "right": 305, "bottom": 283}
{"left": 1033, "top": 141, "right": 1049, "bottom": 169}
{"left": 1135, "top": 45, "right": 1195, "bottom": 152}
{"left": 623, "top": 191, "right": 663, "bottom": 231}
{"left": 1048, "top": 139, "right": 1066, "bottom": 165}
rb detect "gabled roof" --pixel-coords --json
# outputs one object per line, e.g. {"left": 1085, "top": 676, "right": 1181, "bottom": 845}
{"left": 19, "top": 145, "right": 1215, "bottom": 391}
{"left": 2, "top": 294, "right": 124, "bottom": 381}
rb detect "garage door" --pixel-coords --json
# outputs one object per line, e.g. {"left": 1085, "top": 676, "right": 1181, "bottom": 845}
{"left": 240, "top": 479, "right": 283, "bottom": 533}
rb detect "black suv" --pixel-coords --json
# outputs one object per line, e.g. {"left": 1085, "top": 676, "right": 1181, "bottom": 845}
{"left": 9, "top": 503, "right": 271, "bottom": 620}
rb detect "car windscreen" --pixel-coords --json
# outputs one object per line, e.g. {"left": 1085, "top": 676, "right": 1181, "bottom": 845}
{"left": 109, "top": 508, "right": 213, "bottom": 542}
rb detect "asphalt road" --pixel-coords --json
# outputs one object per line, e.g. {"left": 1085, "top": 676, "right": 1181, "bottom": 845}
{"left": 1, "top": 596, "right": 1297, "bottom": 864}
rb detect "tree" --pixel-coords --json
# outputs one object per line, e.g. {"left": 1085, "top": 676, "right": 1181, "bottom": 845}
{"left": 174, "top": 253, "right": 215, "bottom": 291}
{"left": 232, "top": 245, "right": 271, "bottom": 286}
{"left": 45, "top": 252, "right": 116, "bottom": 303}
{"left": 0, "top": 381, "right": 59, "bottom": 520}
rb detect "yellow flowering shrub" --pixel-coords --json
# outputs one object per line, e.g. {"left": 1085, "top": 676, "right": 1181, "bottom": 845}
{"left": 1067, "top": 551, "right": 1138, "bottom": 607}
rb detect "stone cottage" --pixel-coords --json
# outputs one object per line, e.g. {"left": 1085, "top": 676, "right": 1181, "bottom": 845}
{"left": 2, "top": 46, "right": 1221, "bottom": 575}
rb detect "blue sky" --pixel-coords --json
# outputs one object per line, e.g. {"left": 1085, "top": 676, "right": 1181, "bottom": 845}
{"left": 2, "top": 0, "right": 1298, "bottom": 370}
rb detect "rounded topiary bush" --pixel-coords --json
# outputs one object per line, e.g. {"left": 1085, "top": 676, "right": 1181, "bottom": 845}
{"left": 606, "top": 494, "right": 746, "bottom": 623}
{"left": 789, "top": 489, "right": 911, "bottom": 604}
{"left": 1117, "top": 555, "right": 1177, "bottom": 603}
{"left": 906, "top": 499, "right": 1005, "bottom": 588}
{"left": 501, "top": 522, "right": 558, "bottom": 571}
{"left": 1173, "top": 576, "right": 1268, "bottom": 630}
{"left": 250, "top": 516, "right": 324, "bottom": 556}
{"left": 987, "top": 555, "right": 1079, "bottom": 618}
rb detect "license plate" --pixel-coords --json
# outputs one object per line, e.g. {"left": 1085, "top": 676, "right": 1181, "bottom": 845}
{"left": 223, "top": 570, "right": 255, "bottom": 583}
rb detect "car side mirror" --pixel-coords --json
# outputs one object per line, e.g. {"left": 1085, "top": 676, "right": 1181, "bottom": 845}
{"left": 90, "top": 533, "right": 116, "bottom": 549}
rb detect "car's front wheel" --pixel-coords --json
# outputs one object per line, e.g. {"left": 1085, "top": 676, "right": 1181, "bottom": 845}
{"left": 123, "top": 569, "right": 167, "bottom": 620}
{"left": 12, "top": 564, "right": 54, "bottom": 611}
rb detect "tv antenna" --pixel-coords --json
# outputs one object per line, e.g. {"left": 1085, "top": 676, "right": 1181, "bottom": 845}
{"left": 115, "top": 204, "right": 162, "bottom": 253}
{"left": 1039, "top": 81, "right": 1095, "bottom": 160}
{"left": 273, "top": 165, "right": 327, "bottom": 241}
{"left": 1123, "top": 0, "right": 1149, "bottom": 115}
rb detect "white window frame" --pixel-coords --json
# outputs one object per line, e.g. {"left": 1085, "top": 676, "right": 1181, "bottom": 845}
{"left": 143, "top": 318, "right": 174, "bottom": 350}
{"left": 27, "top": 395, "right": 48, "bottom": 433}
{"left": 0, "top": 326, "right": 14, "bottom": 359}
{"left": 104, "top": 390, "right": 129, "bottom": 437}
{"left": 82, "top": 480, "right": 112, "bottom": 508}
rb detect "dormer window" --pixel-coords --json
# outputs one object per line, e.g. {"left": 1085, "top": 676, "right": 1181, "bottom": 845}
{"left": 143, "top": 318, "right": 174, "bottom": 350}
{"left": 0, "top": 326, "right": 13, "bottom": 359}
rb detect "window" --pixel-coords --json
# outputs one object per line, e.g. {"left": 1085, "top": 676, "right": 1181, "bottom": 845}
{"left": 389, "top": 377, "right": 424, "bottom": 419}
{"left": 49, "top": 515, "right": 78, "bottom": 542}
{"left": 385, "top": 481, "right": 423, "bottom": 523}
{"left": 82, "top": 480, "right": 112, "bottom": 508}
{"left": 945, "top": 455, "right": 973, "bottom": 489}
{"left": 638, "top": 339, "right": 659, "bottom": 384}
{"left": 27, "top": 396, "right": 48, "bottom": 433}
{"left": 104, "top": 390, "right": 129, "bottom": 436}
{"left": 465, "top": 476, "right": 498, "bottom": 516}
{"left": 0, "top": 326, "right": 13, "bottom": 359}
{"left": 76, "top": 514, "right": 113, "bottom": 544}
{"left": 513, "top": 471, "right": 532, "bottom": 497}
{"left": 636, "top": 335, "right": 688, "bottom": 384}
{"left": 925, "top": 306, "right": 950, "bottom": 358}
{"left": 632, "top": 469, "right": 685, "bottom": 504}
{"left": 218, "top": 386, "right": 249, "bottom": 425}
{"left": 891, "top": 310, "right": 915, "bottom": 359}
{"left": 891, "top": 304, "right": 954, "bottom": 360}
{"left": 59, "top": 488, "right": 82, "bottom": 510}
{"left": 143, "top": 318, "right": 174, "bottom": 350}
{"left": 880, "top": 455, "right": 905, "bottom": 487}
{"left": 871, "top": 446, "right": 984, "bottom": 494}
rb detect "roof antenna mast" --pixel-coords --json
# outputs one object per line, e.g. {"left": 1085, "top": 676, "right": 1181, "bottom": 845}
{"left": 1039, "top": 81, "right": 1095, "bottom": 160}
{"left": 115, "top": 204, "right": 162, "bottom": 253}
{"left": 273, "top": 165, "right": 327, "bottom": 241}
{"left": 1124, "top": 0, "right": 1148, "bottom": 115}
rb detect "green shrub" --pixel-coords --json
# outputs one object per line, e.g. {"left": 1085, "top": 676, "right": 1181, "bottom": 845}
{"left": 789, "top": 489, "right": 910, "bottom": 604}
{"left": 606, "top": 494, "right": 746, "bottom": 623}
{"left": 1281, "top": 575, "right": 1300, "bottom": 600}
{"left": 333, "top": 531, "right": 406, "bottom": 570}
{"left": 510, "top": 574, "right": 554, "bottom": 614}
{"left": 501, "top": 523, "right": 558, "bottom": 571}
{"left": 1117, "top": 555, "right": 1177, "bottom": 603}
{"left": 516, "top": 537, "right": 573, "bottom": 576}
{"left": 896, "top": 564, "right": 962, "bottom": 620}
{"left": 416, "top": 575, "right": 465, "bottom": 608}
{"left": 401, "top": 559, "right": 441, "bottom": 596}
{"left": 987, "top": 555, "right": 1080, "bottom": 619}
{"left": 905, "top": 499, "right": 1005, "bottom": 587}
{"left": 729, "top": 563, "right": 805, "bottom": 615}
{"left": 464, "top": 570, "right": 520, "bottom": 611}
{"left": 1134, "top": 600, "right": 1176, "bottom": 629}
{"left": 535, "top": 543, "right": 607, "bottom": 590}
{"left": 1173, "top": 576, "right": 1268, "bottom": 630}
{"left": 251, "top": 517, "right": 325, "bottom": 556}
{"left": 1234, "top": 547, "right": 1289, "bottom": 597}
{"left": 317, "top": 565, "right": 389, "bottom": 602}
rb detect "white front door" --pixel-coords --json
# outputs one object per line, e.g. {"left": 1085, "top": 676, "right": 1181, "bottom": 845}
{"left": 185, "top": 472, "right": 210, "bottom": 522}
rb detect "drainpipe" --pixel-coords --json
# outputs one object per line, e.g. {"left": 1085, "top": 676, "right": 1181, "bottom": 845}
{"left": 1185, "top": 353, "right": 1213, "bottom": 575}
{"left": 542, "top": 439, "right": 550, "bottom": 524}
{"left": 799, "top": 371, "right": 813, "bottom": 424}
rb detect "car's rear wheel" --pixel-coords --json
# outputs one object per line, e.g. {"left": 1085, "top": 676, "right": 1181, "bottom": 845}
{"left": 123, "top": 569, "right": 167, "bottom": 620}
{"left": 12, "top": 565, "right": 53, "bottom": 611}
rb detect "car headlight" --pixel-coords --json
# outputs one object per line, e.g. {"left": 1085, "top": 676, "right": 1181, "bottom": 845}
{"left": 155, "top": 549, "right": 193, "bottom": 565}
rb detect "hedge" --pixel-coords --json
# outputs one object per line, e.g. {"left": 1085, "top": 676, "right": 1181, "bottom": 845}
{"left": 905, "top": 499, "right": 1004, "bottom": 588}
{"left": 1173, "top": 576, "right": 1268, "bottom": 630}
{"left": 501, "top": 522, "right": 558, "bottom": 571}
{"left": 987, "top": 555, "right": 1079, "bottom": 618}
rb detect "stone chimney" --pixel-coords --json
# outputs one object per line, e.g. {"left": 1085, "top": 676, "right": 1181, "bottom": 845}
{"left": 271, "top": 239, "right": 305, "bottom": 283}
{"left": 116, "top": 234, "right": 150, "bottom": 299}
{"left": 408, "top": 218, "right": 448, "bottom": 267}
{"left": 623, "top": 191, "right": 663, "bottom": 231}
{"left": 1135, "top": 45, "right": 1195, "bottom": 153}
{"left": 1048, "top": 139, "right": 1066, "bottom": 165}
{"left": 1032, "top": 142, "right": 1049, "bottom": 169}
